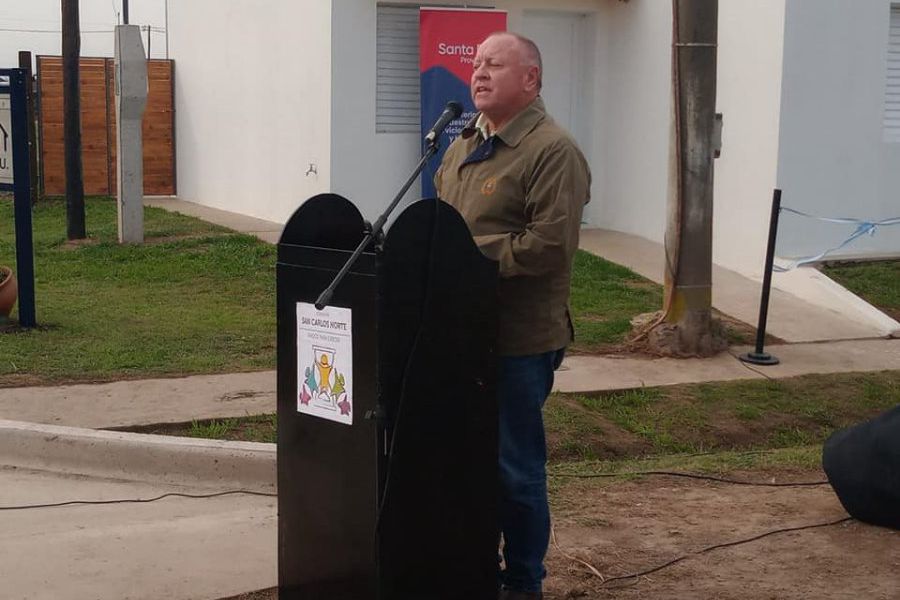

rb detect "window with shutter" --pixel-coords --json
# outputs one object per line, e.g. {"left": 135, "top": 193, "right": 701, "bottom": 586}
{"left": 885, "top": 4, "right": 900, "bottom": 142}
{"left": 376, "top": 4, "right": 421, "bottom": 133}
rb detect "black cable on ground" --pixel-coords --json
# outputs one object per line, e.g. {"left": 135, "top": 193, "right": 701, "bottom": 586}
{"left": 4, "top": 468, "right": 826, "bottom": 512}
{"left": 730, "top": 350, "right": 777, "bottom": 381}
{"left": 0, "top": 489, "right": 276, "bottom": 511}
{"left": 548, "top": 470, "right": 829, "bottom": 487}
{"left": 596, "top": 517, "right": 853, "bottom": 588}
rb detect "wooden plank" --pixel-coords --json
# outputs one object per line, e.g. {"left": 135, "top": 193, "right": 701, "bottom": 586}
{"left": 38, "top": 56, "right": 175, "bottom": 197}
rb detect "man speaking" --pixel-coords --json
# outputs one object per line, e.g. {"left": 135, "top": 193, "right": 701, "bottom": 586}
{"left": 434, "top": 32, "right": 591, "bottom": 600}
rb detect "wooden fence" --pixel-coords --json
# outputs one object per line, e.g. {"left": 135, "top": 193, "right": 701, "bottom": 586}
{"left": 36, "top": 56, "right": 175, "bottom": 196}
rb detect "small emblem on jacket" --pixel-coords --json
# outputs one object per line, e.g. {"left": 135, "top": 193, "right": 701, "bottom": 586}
{"left": 481, "top": 177, "right": 497, "bottom": 196}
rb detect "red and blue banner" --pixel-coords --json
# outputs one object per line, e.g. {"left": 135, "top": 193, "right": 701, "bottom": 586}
{"left": 420, "top": 7, "right": 506, "bottom": 198}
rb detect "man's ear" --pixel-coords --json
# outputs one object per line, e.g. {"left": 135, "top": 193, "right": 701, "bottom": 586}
{"left": 524, "top": 66, "right": 541, "bottom": 93}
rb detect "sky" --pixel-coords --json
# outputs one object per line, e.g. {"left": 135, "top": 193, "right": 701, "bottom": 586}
{"left": 1, "top": 0, "right": 168, "bottom": 68}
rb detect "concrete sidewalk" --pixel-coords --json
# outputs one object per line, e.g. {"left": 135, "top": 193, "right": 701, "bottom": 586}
{"left": 558, "top": 338, "right": 900, "bottom": 393}
{"left": 145, "top": 196, "right": 283, "bottom": 244}
{"left": 0, "top": 466, "right": 276, "bottom": 600}
{"left": 0, "top": 371, "right": 275, "bottom": 429}
{"left": 2, "top": 338, "right": 898, "bottom": 428}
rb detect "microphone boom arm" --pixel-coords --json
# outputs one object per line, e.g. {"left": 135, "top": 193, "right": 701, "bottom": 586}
{"left": 314, "top": 141, "right": 441, "bottom": 310}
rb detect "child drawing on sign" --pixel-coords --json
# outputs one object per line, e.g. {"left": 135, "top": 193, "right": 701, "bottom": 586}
{"left": 300, "top": 366, "right": 316, "bottom": 406}
{"left": 315, "top": 350, "right": 335, "bottom": 395}
{"left": 333, "top": 373, "right": 351, "bottom": 416}
{"left": 298, "top": 345, "right": 351, "bottom": 416}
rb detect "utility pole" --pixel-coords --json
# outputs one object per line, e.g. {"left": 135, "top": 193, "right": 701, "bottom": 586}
{"left": 62, "top": 0, "right": 86, "bottom": 239}
{"left": 651, "top": 0, "right": 724, "bottom": 356}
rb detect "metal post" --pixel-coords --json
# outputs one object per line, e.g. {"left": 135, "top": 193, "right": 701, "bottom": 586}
{"left": 164, "top": 0, "right": 169, "bottom": 59}
{"left": 62, "top": 0, "right": 86, "bottom": 239}
{"left": 123, "top": 0, "right": 129, "bottom": 25}
{"left": 17, "top": 52, "right": 38, "bottom": 205}
{"left": 740, "top": 188, "right": 782, "bottom": 366}
{"left": 2, "top": 69, "right": 37, "bottom": 327}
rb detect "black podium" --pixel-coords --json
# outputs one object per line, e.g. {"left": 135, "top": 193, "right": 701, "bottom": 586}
{"left": 276, "top": 194, "right": 499, "bottom": 599}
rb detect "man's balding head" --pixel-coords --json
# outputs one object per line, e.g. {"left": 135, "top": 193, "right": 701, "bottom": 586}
{"left": 471, "top": 32, "right": 543, "bottom": 131}
{"left": 484, "top": 32, "right": 543, "bottom": 88}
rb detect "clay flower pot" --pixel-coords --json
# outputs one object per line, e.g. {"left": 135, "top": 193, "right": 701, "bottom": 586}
{"left": 0, "top": 266, "right": 18, "bottom": 319}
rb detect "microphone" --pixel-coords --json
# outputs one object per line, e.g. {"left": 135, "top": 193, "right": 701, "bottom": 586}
{"left": 424, "top": 101, "right": 464, "bottom": 145}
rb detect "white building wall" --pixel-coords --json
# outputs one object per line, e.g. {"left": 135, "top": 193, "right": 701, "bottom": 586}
{"left": 330, "top": 0, "right": 609, "bottom": 226}
{"left": 594, "top": 0, "right": 671, "bottom": 243}
{"left": 777, "top": 0, "right": 900, "bottom": 260}
{"left": 331, "top": 0, "right": 791, "bottom": 272}
{"left": 714, "top": 0, "right": 787, "bottom": 275}
{"left": 596, "top": 1, "right": 789, "bottom": 278}
{"left": 168, "top": 0, "right": 332, "bottom": 223}
{"left": 0, "top": 0, "right": 167, "bottom": 67}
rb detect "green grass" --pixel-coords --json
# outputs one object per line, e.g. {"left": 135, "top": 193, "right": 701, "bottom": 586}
{"left": 0, "top": 197, "right": 277, "bottom": 384}
{"left": 0, "top": 197, "right": 666, "bottom": 384}
{"left": 549, "top": 445, "right": 824, "bottom": 482}
{"left": 122, "top": 413, "right": 278, "bottom": 443}
{"left": 569, "top": 250, "right": 663, "bottom": 350}
{"left": 185, "top": 414, "right": 277, "bottom": 443}
{"left": 188, "top": 419, "right": 234, "bottom": 439}
{"left": 544, "top": 370, "right": 900, "bottom": 461}
{"left": 547, "top": 445, "right": 825, "bottom": 514}
{"left": 824, "top": 260, "right": 900, "bottom": 320}
{"left": 161, "top": 370, "right": 899, "bottom": 473}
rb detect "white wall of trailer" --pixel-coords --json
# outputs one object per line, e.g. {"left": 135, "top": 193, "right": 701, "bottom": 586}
{"left": 776, "top": 0, "right": 900, "bottom": 261}
{"left": 167, "top": 0, "right": 333, "bottom": 224}
{"left": 0, "top": 0, "right": 168, "bottom": 68}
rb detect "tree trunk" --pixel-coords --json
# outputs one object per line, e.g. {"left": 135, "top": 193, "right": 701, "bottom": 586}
{"left": 62, "top": 0, "right": 86, "bottom": 239}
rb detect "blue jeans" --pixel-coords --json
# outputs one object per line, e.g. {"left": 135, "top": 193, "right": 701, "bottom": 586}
{"left": 498, "top": 348, "right": 565, "bottom": 593}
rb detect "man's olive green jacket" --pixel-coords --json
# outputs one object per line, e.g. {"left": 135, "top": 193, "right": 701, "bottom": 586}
{"left": 435, "top": 98, "right": 591, "bottom": 356}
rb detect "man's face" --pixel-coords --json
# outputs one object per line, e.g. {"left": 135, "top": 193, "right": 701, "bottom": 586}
{"left": 471, "top": 34, "right": 538, "bottom": 129}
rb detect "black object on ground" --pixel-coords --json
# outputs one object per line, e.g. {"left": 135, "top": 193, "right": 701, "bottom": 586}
{"left": 823, "top": 404, "right": 900, "bottom": 530}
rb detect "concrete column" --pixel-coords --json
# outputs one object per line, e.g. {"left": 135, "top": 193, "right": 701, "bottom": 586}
{"left": 114, "top": 25, "right": 148, "bottom": 244}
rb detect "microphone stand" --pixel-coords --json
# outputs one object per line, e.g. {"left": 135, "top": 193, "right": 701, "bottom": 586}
{"left": 315, "top": 140, "right": 441, "bottom": 310}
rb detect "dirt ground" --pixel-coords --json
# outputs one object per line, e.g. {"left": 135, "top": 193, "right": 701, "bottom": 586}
{"left": 223, "top": 468, "right": 899, "bottom": 600}
{"left": 545, "top": 469, "right": 899, "bottom": 599}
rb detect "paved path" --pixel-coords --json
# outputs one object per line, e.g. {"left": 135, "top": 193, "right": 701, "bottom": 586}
{"left": 0, "top": 466, "right": 276, "bottom": 600}
{"left": 0, "top": 372, "right": 274, "bottom": 429}
{"left": 558, "top": 338, "right": 900, "bottom": 393}
{"left": 2, "top": 339, "right": 898, "bottom": 428}
{"left": 145, "top": 197, "right": 282, "bottom": 243}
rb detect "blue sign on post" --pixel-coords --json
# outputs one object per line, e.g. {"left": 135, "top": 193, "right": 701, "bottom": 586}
{"left": 0, "top": 68, "right": 36, "bottom": 328}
